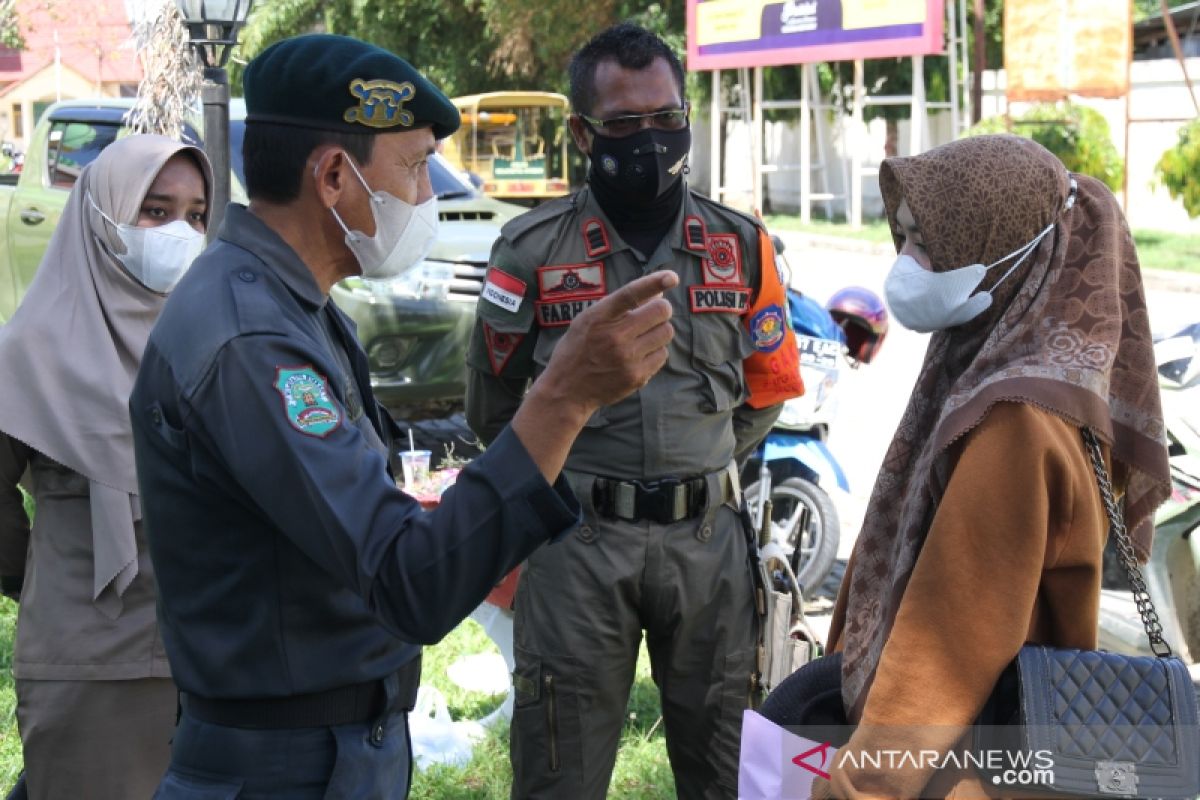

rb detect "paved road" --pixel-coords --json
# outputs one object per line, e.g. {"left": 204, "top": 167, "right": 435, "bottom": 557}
{"left": 776, "top": 233, "right": 1199, "bottom": 639}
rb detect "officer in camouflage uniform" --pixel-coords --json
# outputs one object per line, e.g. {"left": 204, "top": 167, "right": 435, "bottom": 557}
{"left": 465, "top": 24, "right": 804, "bottom": 800}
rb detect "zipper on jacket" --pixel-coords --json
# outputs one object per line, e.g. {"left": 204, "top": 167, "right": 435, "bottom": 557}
{"left": 544, "top": 673, "right": 560, "bottom": 772}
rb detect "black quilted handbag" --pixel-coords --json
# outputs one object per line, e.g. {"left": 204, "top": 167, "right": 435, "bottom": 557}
{"left": 976, "top": 428, "right": 1200, "bottom": 798}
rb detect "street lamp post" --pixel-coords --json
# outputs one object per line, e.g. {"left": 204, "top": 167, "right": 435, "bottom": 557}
{"left": 175, "top": 0, "right": 254, "bottom": 240}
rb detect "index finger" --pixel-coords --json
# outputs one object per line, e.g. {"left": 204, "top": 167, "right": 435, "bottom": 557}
{"left": 597, "top": 271, "right": 679, "bottom": 317}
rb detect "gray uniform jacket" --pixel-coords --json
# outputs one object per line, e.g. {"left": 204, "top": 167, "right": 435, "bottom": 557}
{"left": 466, "top": 185, "right": 786, "bottom": 479}
{"left": 0, "top": 435, "right": 170, "bottom": 680}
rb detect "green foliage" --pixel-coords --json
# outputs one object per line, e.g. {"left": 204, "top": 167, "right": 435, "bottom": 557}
{"left": 1133, "top": 0, "right": 1195, "bottom": 23}
{"left": 1154, "top": 119, "right": 1200, "bottom": 219}
{"left": 230, "top": 0, "right": 686, "bottom": 103}
{"left": 966, "top": 104, "right": 1125, "bottom": 192}
{"left": 0, "top": 0, "right": 22, "bottom": 50}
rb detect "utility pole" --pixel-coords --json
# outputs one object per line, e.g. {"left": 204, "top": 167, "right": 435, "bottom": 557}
{"left": 972, "top": 0, "right": 984, "bottom": 124}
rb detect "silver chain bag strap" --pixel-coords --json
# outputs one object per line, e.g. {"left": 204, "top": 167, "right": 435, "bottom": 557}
{"left": 976, "top": 428, "right": 1200, "bottom": 798}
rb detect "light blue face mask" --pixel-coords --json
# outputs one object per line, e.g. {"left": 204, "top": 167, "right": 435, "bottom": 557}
{"left": 884, "top": 179, "right": 1078, "bottom": 333}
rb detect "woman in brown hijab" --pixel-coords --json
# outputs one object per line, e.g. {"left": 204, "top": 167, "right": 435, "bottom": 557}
{"left": 811, "top": 134, "right": 1171, "bottom": 798}
{"left": 0, "top": 134, "right": 211, "bottom": 799}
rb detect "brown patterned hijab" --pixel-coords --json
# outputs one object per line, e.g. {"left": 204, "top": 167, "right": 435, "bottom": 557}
{"left": 838, "top": 134, "right": 1170, "bottom": 717}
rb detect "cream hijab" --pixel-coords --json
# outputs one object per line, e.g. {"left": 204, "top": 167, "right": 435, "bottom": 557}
{"left": 0, "top": 134, "right": 212, "bottom": 618}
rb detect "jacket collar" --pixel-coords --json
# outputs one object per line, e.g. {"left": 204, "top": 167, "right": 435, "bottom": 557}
{"left": 217, "top": 204, "right": 328, "bottom": 309}
{"left": 575, "top": 184, "right": 708, "bottom": 262}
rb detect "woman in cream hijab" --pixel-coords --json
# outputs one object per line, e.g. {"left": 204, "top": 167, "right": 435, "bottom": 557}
{"left": 0, "top": 134, "right": 212, "bottom": 799}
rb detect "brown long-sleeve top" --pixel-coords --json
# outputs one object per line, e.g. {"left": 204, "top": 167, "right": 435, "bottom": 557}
{"left": 815, "top": 402, "right": 1111, "bottom": 799}
{"left": 0, "top": 433, "right": 170, "bottom": 680}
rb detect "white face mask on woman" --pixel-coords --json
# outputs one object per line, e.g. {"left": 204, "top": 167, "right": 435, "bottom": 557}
{"left": 90, "top": 195, "right": 206, "bottom": 294}
{"left": 327, "top": 154, "right": 439, "bottom": 281}
{"left": 884, "top": 181, "right": 1077, "bottom": 333}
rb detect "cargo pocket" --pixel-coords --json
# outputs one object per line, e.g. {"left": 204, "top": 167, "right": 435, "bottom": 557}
{"left": 511, "top": 647, "right": 582, "bottom": 777}
{"left": 154, "top": 769, "right": 243, "bottom": 798}
{"left": 691, "top": 317, "right": 753, "bottom": 412}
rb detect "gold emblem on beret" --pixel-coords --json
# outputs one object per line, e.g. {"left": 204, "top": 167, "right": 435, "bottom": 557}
{"left": 343, "top": 79, "right": 416, "bottom": 129}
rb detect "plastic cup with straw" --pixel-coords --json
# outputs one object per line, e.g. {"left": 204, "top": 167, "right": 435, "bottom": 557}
{"left": 401, "top": 428, "right": 431, "bottom": 489}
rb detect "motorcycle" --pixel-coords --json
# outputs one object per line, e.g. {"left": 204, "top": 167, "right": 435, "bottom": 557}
{"left": 742, "top": 241, "right": 889, "bottom": 596}
{"left": 1098, "top": 322, "right": 1200, "bottom": 679}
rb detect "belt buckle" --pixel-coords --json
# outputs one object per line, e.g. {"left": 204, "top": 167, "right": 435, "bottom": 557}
{"left": 636, "top": 477, "right": 687, "bottom": 523}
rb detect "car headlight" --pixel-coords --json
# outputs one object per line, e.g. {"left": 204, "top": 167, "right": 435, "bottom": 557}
{"left": 368, "top": 336, "right": 415, "bottom": 372}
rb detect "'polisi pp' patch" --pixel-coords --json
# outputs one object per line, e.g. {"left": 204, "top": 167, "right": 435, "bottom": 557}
{"left": 483, "top": 323, "right": 524, "bottom": 375}
{"left": 536, "top": 299, "right": 598, "bottom": 327}
{"left": 274, "top": 366, "right": 341, "bottom": 437}
{"left": 704, "top": 233, "right": 742, "bottom": 284}
{"left": 690, "top": 285, "right": 751, "bottom": 313}
{"left": 749, "top": 305, "right": 786, "bottom": 353}
{"left": 481, "top": 267, "right": 526, "bottom": 313}
{"left": 536, "top": 263, "right": 606, "bottom": 301}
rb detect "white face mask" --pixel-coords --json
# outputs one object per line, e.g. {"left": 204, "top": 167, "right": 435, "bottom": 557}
{"left": 884, "top": 219, "right": 1062, "bottom": 333}
{"left": 327, "top": 155, "right": 439, "bottom": 280}
{"left": 91, "top": 196, "right": 206, "bottom": 294}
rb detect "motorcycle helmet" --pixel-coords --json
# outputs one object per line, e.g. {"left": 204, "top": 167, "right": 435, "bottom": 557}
{"left": 825, "top": 286, "right": 888, "bottom": 365}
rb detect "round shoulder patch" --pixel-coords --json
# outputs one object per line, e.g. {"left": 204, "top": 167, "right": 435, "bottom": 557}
{"left": 274, "top": 366, "right": 342, "bottom": 437}
{"left": 750, "top": 305, "right": 786, "bottom": 353}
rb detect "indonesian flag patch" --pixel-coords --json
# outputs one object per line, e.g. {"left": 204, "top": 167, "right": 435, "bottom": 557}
{"left": 483, "top": 323, "right": 523, "bottom": 375}
{"left": 481, "top": 267, "right": 526, "bottom": 313}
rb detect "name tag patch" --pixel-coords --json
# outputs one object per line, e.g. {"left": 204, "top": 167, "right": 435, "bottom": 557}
{"left": 481, "top": 267, "right": 526, "bottom": 312}
{"left": 536, "top": 262, "right": 606, "bottom": 301}
{"left": 690, "top": 285, "right": 751, "bottom": 313}
{"left": 536, "top": 299, "right": 598, "bottom": 327}
{"left": 274, "top": 366, "right": 342, "bottom": 438}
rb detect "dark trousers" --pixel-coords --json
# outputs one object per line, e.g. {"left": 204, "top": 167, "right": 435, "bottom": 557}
{"left": 154, "top": 676, "right": 413, "bottom": 799}
{"left": 509, "top": 503, "right": 758, "bottom": 800}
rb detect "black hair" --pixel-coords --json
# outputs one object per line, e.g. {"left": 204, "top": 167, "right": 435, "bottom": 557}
{"left": 568, "top": 23, "right": 686, "bottom": 117}
{"left": 242, "top": 122, "right": 376, "bottom": 204}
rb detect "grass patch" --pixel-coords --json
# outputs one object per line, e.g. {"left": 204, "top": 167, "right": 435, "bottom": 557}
{"left": 0, "top": 609, "right": 675, "bottom": 798}
{"left": 764, "top": 214, "right": 1200, "bottom": 273}
{"left": 412, "top": 621, "right": 674, "bottom": 799}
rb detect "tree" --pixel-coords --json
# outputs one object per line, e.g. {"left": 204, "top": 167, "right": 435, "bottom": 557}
{"left": 1, "top": 0, "right": 23, "bottom": 50}
{"left": 230, "top": 0, "right": 685, "bottom": 101}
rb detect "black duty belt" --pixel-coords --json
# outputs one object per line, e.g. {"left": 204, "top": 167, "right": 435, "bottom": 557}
{"left": 182, "top": 655, "right": 421, "bottom": 730}
{"left": 592, "top": 468, "right": 733, "bottom": 524}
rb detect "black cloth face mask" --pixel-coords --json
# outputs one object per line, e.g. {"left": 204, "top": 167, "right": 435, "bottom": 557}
{"left": 588, "top": 126, "right": 692, "bottom": 208}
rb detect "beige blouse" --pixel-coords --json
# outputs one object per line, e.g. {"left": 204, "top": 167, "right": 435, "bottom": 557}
{"left": 0, "top": 433, "right": 170, "bottom": 680}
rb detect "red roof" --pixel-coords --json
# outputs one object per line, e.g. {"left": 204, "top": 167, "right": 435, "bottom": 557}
{"left": 0, "top": 0, "right": 141, "bottom": 86}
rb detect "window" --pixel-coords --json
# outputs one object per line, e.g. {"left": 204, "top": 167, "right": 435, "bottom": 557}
{"left": 11, "top": 105, "right": 21, "bottom": 140}
{"left": 47, "top": 121, "right": 120, "bottom": 189}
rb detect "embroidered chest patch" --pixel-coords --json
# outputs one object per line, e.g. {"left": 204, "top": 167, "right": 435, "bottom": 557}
{"left": 536, "top": 299, "right": 598, "bottom": 327}
{"left": 690, "top": 285, "right": 751, "bottom": 313}
{"left": 535, "top": 262, "right": 606, "bottom": 327}
{"left": 704, "top": 233, "right": 742, "bottom": 284}
{"left": 481, "top": 267, "right": 527, "bottom": 313}
{"left": 274, "top": 366, "right": 342, "bottom": 437}
{"left": 536, "top": 263, "right": 606, "bottom": 300}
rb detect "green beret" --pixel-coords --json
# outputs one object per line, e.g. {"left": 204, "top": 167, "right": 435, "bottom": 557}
{"left": 243, "top": 34, "right": 460, "bottom": 139}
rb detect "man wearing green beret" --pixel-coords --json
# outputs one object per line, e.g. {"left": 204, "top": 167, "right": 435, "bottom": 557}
{"left": 129, "top": 33, "right": 678, "bottom": 798}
